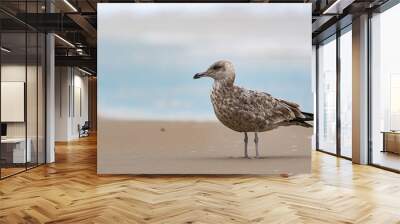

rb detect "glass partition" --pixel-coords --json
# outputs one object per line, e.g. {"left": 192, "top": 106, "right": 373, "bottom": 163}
{"left": 27, "top": 31, "right": 38, "bottom": 169}
{"left": 370, "top": 4, "right": 400, "bottom": 171}
{"left": 0, "top": 31, "right": 28, "bottom": 177}
{"left": 0, "top": 2, "right": 46, "bottom": 179}
{"left": 38, "top": 32, "right": 45, "bottom": 165}
{"left": 339, "top": 28, "right": 352, "bottom": 158}
{"left": 317, "top": 36, "right": 337, "bottom": 154}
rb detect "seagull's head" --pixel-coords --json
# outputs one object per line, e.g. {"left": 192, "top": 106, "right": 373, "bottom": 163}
{"left": 193, "top": 60, "right": 235, "bottom": 85}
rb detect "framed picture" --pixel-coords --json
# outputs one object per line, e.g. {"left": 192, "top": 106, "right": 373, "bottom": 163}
{"left": 98, "top": 3, "right": 313, "bottom": 174}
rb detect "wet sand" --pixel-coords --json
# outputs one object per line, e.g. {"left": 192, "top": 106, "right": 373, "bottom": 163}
{"left": 98, "top": 119, "right": 312, "bottom": 174}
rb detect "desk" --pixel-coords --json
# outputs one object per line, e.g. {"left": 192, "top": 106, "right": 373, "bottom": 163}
{"left": 1, "top": 138, "right": 31, "bottom": 163}
{"left": 382, "top": 131, "right": 400, "bottom": 154}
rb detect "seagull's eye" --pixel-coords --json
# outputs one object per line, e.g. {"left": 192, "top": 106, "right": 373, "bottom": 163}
{"left": 213, "top": 65, "right": 222, "bottom": 70}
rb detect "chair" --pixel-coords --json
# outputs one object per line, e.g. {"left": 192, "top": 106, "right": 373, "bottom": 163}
{"left": 79, "top": 121, "right": 90, "bottom": 138}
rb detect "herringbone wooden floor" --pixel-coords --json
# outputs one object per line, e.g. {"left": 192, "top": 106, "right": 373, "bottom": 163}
{"left": 1, "top": 135, "right": 400, "bottom": 224}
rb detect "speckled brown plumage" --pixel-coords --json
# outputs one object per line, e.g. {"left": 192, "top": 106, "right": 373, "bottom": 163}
{"left": 210, "top": 80, "right": 306, "bottom": 132}
{"left": 194, "top": 60, "right": 309, "bottom": 133}
{"left": 194, "top": 60, "right": 312, "bottom": 158}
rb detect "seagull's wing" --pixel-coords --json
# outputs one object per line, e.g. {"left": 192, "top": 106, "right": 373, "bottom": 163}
{"left": 258, "top": 92, "right": 302, "bottom": 124}
{"left": 233, "top": 86, "right": 304, "bottom": 125}
{"left": 274, "top": 97, "right": 305, "bottom": 119}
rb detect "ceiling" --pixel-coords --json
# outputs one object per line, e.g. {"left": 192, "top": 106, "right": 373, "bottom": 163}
{"left": 0, "top": 0, "right": 391, "bottom": 75}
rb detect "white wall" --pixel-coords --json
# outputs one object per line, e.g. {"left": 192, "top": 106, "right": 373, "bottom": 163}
{"left": 1, "top": 63, "right": 46, "bottom": 164}
{"left": 1, "top": 65, "right": 28, "bottom": 141}
{"left": 1, "top": 65, "right": 39, "bottom": 137}
{"left": 55, "top": 67, "right": 70, "bottom": 141}
{"left": 55, "top": 67, "right": 89, "bottom": 141}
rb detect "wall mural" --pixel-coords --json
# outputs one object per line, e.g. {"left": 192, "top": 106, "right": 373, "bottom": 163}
{"left": 98, "top": 3, "right": 313, "bottom": 174}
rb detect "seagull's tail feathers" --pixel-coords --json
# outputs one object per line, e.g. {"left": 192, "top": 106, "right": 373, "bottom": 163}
{"left": 301, "top": 112, "right": 314, "bottom": 121}
{"left": 291, "top": 112, "right": 314, "bottom": 128}
{"left": 277, "top": 98, "right": 313, "bottom": 128}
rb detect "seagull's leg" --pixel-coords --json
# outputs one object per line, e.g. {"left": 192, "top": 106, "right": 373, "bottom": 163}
{"left": 244, "top": 132, "right": 249, "bottom": 158}
{"left": 254, "top": 132, "right": 260, "bottom": 158}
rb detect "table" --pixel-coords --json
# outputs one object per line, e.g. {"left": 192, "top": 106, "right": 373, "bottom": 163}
{"left": 1, "top": 138, "right": 31, "bottom": 164}
{"left": 382, "top": 131, "right": 400, "bottom": 154}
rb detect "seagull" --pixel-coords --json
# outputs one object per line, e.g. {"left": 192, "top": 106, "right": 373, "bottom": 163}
{"left": 193, "top": 60, "right": 313, "bottom": 158}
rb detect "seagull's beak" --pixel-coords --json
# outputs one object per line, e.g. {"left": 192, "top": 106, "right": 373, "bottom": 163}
{"left": 193, "top": 72, "right": 206, "bottom": 79}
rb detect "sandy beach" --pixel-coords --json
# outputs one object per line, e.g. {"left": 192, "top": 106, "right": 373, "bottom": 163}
{"left": 98, "top": 119, "right": 312, "bottom": 174}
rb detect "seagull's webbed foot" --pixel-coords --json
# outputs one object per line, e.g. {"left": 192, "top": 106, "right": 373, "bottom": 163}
{"left": 244, "top": 132, "right": 249, "bottom": 158}
{"left": 254, "top": 132, "right": 260, "bottom": 158}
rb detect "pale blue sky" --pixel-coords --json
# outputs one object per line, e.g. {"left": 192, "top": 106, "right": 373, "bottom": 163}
{"left": 98, "top": 3, "right": 312, "bottom": 120}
